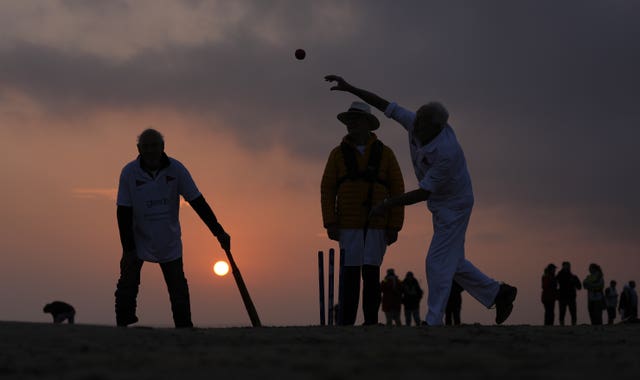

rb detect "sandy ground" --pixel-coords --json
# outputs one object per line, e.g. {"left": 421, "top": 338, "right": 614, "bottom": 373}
{"left": 1, "top": 321, "right": 639, "bottom": 379}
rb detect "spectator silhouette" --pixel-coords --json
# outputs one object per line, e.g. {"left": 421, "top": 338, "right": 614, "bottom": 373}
{"left": 556, "top": 261, "right": 582, "bottom": 326}
{"left": 445, "top": 281, "right": 464, "bottom": 326}
{"left": 630, "top": 281, "right": 638, "bottom": 321}
{"left": 541, "top": 264, "right": 558, "bottom": 326}
{"left": 381, "top": 269, "right": 403, "bottom": 326}
{"left": 583, "top": 263, "right": 605, "bottom": 325}
{"left": 401, "top": 271, "right": 424, "bottom": 326}
{"left": 43, "top": 301, "right": 75, "bottom": 324}
{"left": 604, "top": 280, "right": 619, "bottom": 325}
{"left": 619, "top": 280, "right": 638, "bottom": 322}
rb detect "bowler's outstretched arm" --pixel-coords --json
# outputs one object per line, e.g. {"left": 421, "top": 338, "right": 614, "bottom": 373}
{"left": 325, "top": 75, "right": 390, "bottom": 113}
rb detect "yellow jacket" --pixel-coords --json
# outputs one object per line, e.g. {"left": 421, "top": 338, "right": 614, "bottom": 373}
{"left": 321, "top": 134, "right": 404, "bottom": 230}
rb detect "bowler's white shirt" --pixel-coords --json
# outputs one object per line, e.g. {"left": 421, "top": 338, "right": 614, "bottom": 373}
{"left": 384, "top": 102, "right": 473, "bottom": 203}
{"left": 117, "top": 157, "right": 201, "bottom": 262}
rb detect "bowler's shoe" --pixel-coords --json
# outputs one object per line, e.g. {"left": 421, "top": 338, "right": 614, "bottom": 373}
{"left": 494, "top": 283, "right": 517, "bottom": 325}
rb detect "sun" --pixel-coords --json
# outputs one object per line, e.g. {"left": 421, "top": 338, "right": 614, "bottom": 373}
{"left": 213, "top": 261, "right": 230, "bottom": 276}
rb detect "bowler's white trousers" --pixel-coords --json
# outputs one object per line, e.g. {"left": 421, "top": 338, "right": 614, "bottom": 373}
{"left": 425, "top": 196, "right": 500, "bottom": 325}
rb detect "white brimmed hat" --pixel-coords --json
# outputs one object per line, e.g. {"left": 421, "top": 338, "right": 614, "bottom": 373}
{"left": 337, "top": 101, "right": 380, "bottom": 130}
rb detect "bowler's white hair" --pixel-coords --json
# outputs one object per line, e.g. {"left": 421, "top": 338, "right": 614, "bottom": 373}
{"left": 417, "top": 102, "right": 449, "bottom": 126}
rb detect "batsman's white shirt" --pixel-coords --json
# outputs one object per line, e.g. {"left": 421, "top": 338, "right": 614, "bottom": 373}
{"left": 117, "top": 157, "right": 201, "bottom": 263}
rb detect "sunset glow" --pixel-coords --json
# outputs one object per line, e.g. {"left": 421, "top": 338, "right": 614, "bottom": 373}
{"left": 213, "top": 261, "right": 230, "bottom": 277}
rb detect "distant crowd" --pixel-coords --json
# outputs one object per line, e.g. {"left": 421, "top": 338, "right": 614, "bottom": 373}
{"left": 375, "top": 268, "right": 462, "bottom": 327}
{"left": 360, "top": 261, "right": 638, "bottom": 328}
{"left": 541, "top": 261, "right": 638, "bottom": 326}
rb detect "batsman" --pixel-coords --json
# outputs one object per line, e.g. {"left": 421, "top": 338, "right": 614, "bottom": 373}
{"left": 115, "top": 128, "right": 231, "bottom": 328}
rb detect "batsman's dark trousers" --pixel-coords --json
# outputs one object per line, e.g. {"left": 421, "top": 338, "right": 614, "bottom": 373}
{"left": 115, "top": 251, "right": 193, "bottom": 328}
{"left": 341, "top": 265, "right": 380, "bottom": 325}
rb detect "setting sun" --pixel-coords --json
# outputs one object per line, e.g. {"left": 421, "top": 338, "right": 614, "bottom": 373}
{"left": 213, "top": 261, "right": 230, "bottom": 276}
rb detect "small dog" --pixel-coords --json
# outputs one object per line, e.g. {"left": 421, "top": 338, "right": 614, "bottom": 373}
{"left": 43, "top": 301, "right": 75, "bottom": 324}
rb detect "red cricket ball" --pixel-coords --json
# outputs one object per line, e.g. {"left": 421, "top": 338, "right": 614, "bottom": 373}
{"left": 295, "top": 49, "right": 306, "bottom": 60}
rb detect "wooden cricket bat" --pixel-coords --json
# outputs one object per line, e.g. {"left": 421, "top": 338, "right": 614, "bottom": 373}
{"left": 224, "top": 249, "right": 262, "bottom": 327}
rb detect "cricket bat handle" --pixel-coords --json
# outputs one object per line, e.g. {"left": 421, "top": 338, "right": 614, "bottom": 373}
{"left": 224, "top": 249, "right": 262, "bottom": 327}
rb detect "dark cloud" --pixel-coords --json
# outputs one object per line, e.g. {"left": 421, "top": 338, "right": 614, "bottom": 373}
{"left": 2, "top": 0, "right": 639, "bottom": 242}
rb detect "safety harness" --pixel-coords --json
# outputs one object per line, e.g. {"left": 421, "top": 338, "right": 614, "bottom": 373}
{"left": 337, "top": 140, "right": 386, "bottom": 190}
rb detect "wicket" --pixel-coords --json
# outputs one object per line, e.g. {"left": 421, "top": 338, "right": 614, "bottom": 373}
{"left": 318, "top": 248, "right": 344, "bottom": 325}
{"left": 317, "top": 251, "right": 325, "bottom": 326}
{"left": 328, "top": 248, "right": 335, "bottom": 326}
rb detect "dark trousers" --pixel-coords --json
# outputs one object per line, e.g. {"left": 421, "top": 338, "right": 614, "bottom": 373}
{"left": 445, "top": 307, "right": 461, "bottom": 326}
{"left": 341, "top": 265, "right": 380, "bottom": 325}
{"left": 115, "top": 252, "right": 193, "bottom": 328}
{"left": 404, "top": 308, "right": 421, "bottom": 326}
{"left": 543, "top": 300, "right": 555, "bottom": 326}
{"left": 606, "top": 307, "right": 616, "bottom": 324}
{"left": 558, "top": 298, "right": 577, "bottom": 326}
{"left": 588, "top": 301, "right": 603, "bottom": 325}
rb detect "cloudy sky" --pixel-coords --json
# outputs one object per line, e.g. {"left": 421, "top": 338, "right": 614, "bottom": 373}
{"left": 1, "top": 0, "right": 639, "bottom": 327}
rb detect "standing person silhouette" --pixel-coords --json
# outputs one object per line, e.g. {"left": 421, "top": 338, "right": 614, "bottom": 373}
{"left": 445, "top": 281, "right": 464, "bottom": 326}
{"left": 325, "top": 75, "right": 517, "bottom": 325}
{"left": 381, "top": 269, "right": 403, "bottom": 326}
{"left": 321, "top": 102, "right": 405, "bottom": 326}
{"left": 583, "top": 263, "right": 605, "bottom": 325}
{"left": 115, "top": 129, "right": 230, "bottom": 328}
{"left": 556, "top": 261, "right": 582, "bottom": 326}
{"left": 541, "top": 264, "right": 558, "bottom": 326}
{"left": 401, "top": 271, "right": 424, "bottom": 326}
{"left": 604, "top": 280, "right": 619, "bottom": 325}
{"left": 619, "top": 281, "right": 638, "bottom": 322}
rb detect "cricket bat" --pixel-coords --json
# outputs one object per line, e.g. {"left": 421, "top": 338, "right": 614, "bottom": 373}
{"left": 224, "top": 249, "right": 262, "bottom": 327}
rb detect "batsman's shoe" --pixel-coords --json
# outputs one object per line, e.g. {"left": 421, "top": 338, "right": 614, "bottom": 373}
{"left": 117, "top": 315, "right": 139, "bottom": 327}
{"left": 494, "top": 283, "right": 517, "bottom": 325}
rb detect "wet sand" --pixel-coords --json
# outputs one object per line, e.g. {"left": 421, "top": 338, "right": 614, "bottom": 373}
{"left": 1, "top": 321, "right": 638, "bottom": 379}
